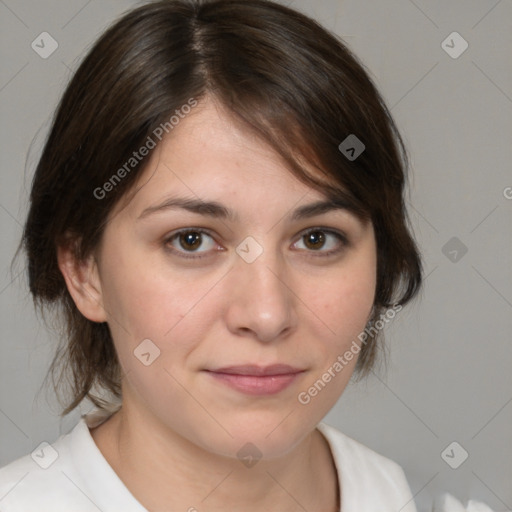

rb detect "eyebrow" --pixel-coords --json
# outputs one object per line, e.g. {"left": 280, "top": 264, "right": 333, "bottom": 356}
{"left": 138, "top": 197, "right": 236, "bottom": 221}
{"left": 291, "top": 199, "right": 358, "bottom": 221}
{"left": 137, "top": 197, "right": 359, "bottom": 222}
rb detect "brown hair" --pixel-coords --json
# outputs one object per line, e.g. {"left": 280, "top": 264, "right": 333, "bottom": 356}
{"left": 22, "top": 0, "right": 422, "bottom": 415}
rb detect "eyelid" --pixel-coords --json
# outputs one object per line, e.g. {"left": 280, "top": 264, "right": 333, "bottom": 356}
{"left": 163, "top": 227, "right": 224, "bottom": 259}
{"left": 291, "top": 227, "right": 349, "bottom": 255}
{"left": 162, "top": 226, "right": 349, "bottom": 261}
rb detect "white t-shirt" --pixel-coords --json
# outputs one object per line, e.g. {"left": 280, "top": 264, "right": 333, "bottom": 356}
{"left": 0, "top": 412, "right": 417, "bottom": 512}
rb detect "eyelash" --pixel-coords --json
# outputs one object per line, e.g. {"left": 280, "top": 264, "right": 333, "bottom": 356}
{"left": 296, "top": 227, "right": 349, "bottom": 257}
{"left": 163, "top": 227, "right": 349, "bottom": 260}
{"left": 163, "top": 228, "right": 221, "bottom": 260}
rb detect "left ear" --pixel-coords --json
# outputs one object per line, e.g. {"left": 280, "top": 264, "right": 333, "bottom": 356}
{"left": 57, "top": 242, "right": 107, "bottom": 323}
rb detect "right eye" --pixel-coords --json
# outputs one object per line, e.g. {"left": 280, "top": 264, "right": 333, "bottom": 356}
{"left": 164, "top": 229, "right": 222, "bottom": 259}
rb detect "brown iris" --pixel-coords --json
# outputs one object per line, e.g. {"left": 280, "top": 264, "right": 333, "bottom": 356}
{"left": 303, "top": 231, "right": 326, "bottom": 250}
{"left": 179, "top": 231, "right": 202, "bottom": 250}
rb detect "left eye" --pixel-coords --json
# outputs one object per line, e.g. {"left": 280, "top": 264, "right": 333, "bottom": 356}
{"left": 167, "top": 230, "right": 217, "bottom": 253}
{"left": 292, "top": 229, "right": 345, "bottom": 252}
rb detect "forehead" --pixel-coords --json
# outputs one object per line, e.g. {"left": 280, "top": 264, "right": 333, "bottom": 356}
{"left": 121, "top": 99, "right": 334, "bottom": 217}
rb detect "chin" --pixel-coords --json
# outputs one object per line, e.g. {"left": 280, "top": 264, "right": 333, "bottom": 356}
{"left": 194, "top": 409, "right": 322, "bottom": 461}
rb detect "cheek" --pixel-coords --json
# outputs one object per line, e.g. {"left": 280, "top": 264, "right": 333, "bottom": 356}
{"left": 321, "top": 279, "right": 374, "bottom": 325}
{"left": 310, "top": 259, "right": 376, "bottom": 343}
{"left": 98, "top": 247, "right": 226, "bottom": 375}
{"left": 291, "top": 267, "right": 376, "bottom": 422}
{"left": 99, "top": 265, "right": 218, "bottom": 421}
{"left": 98, "top": 234, "right": 184, "bottom": 331}
{"left": 295, "top": 249, "right": 376, "bottom": 409}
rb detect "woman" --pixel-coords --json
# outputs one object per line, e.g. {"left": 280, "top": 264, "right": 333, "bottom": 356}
{"left": 0, "top": 1, "right": 422, "bottom": 510}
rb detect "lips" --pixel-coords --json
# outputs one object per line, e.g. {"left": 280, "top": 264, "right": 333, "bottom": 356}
{"left": 204, "top": 364, "right": 305, "bottom": 395}
{"left": 208, "top": 364, "right": 304, "bottom": 376}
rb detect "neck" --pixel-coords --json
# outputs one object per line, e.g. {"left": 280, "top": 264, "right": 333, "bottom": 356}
{"left": 91, "top": 402, "right": 339, "bottom": 512}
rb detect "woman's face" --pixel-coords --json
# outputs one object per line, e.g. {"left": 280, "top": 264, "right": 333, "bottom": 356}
{"left": 89, "top": 99, "right": 377, "bottom": 458}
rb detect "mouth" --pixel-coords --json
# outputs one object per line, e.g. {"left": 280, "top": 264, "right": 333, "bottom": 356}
{"left": 204, "top": 364, "right": 306, "bottom": 396}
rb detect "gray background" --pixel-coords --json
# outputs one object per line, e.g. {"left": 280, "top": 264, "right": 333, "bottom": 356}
{"left": 1, "top": 1, "right": 511, "bottom": 511}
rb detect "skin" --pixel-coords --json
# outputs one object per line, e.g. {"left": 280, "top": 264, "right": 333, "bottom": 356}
{"left": 58, "top": 97, "right": 377, "bottom": 512}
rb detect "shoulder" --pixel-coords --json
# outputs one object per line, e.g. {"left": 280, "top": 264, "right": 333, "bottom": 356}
{"left": 318, "top": 421, "right": 408, "bottom": 478}
{"left": 0, "top": 421, "right": 97, "bottom": 512}
{"left": 318, "top": 422, "right": 417, "bottom": 512}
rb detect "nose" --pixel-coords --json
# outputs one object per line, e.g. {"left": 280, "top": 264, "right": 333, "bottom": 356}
{"left": 224, "top": 249, "right": 298, "bottom": 343}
